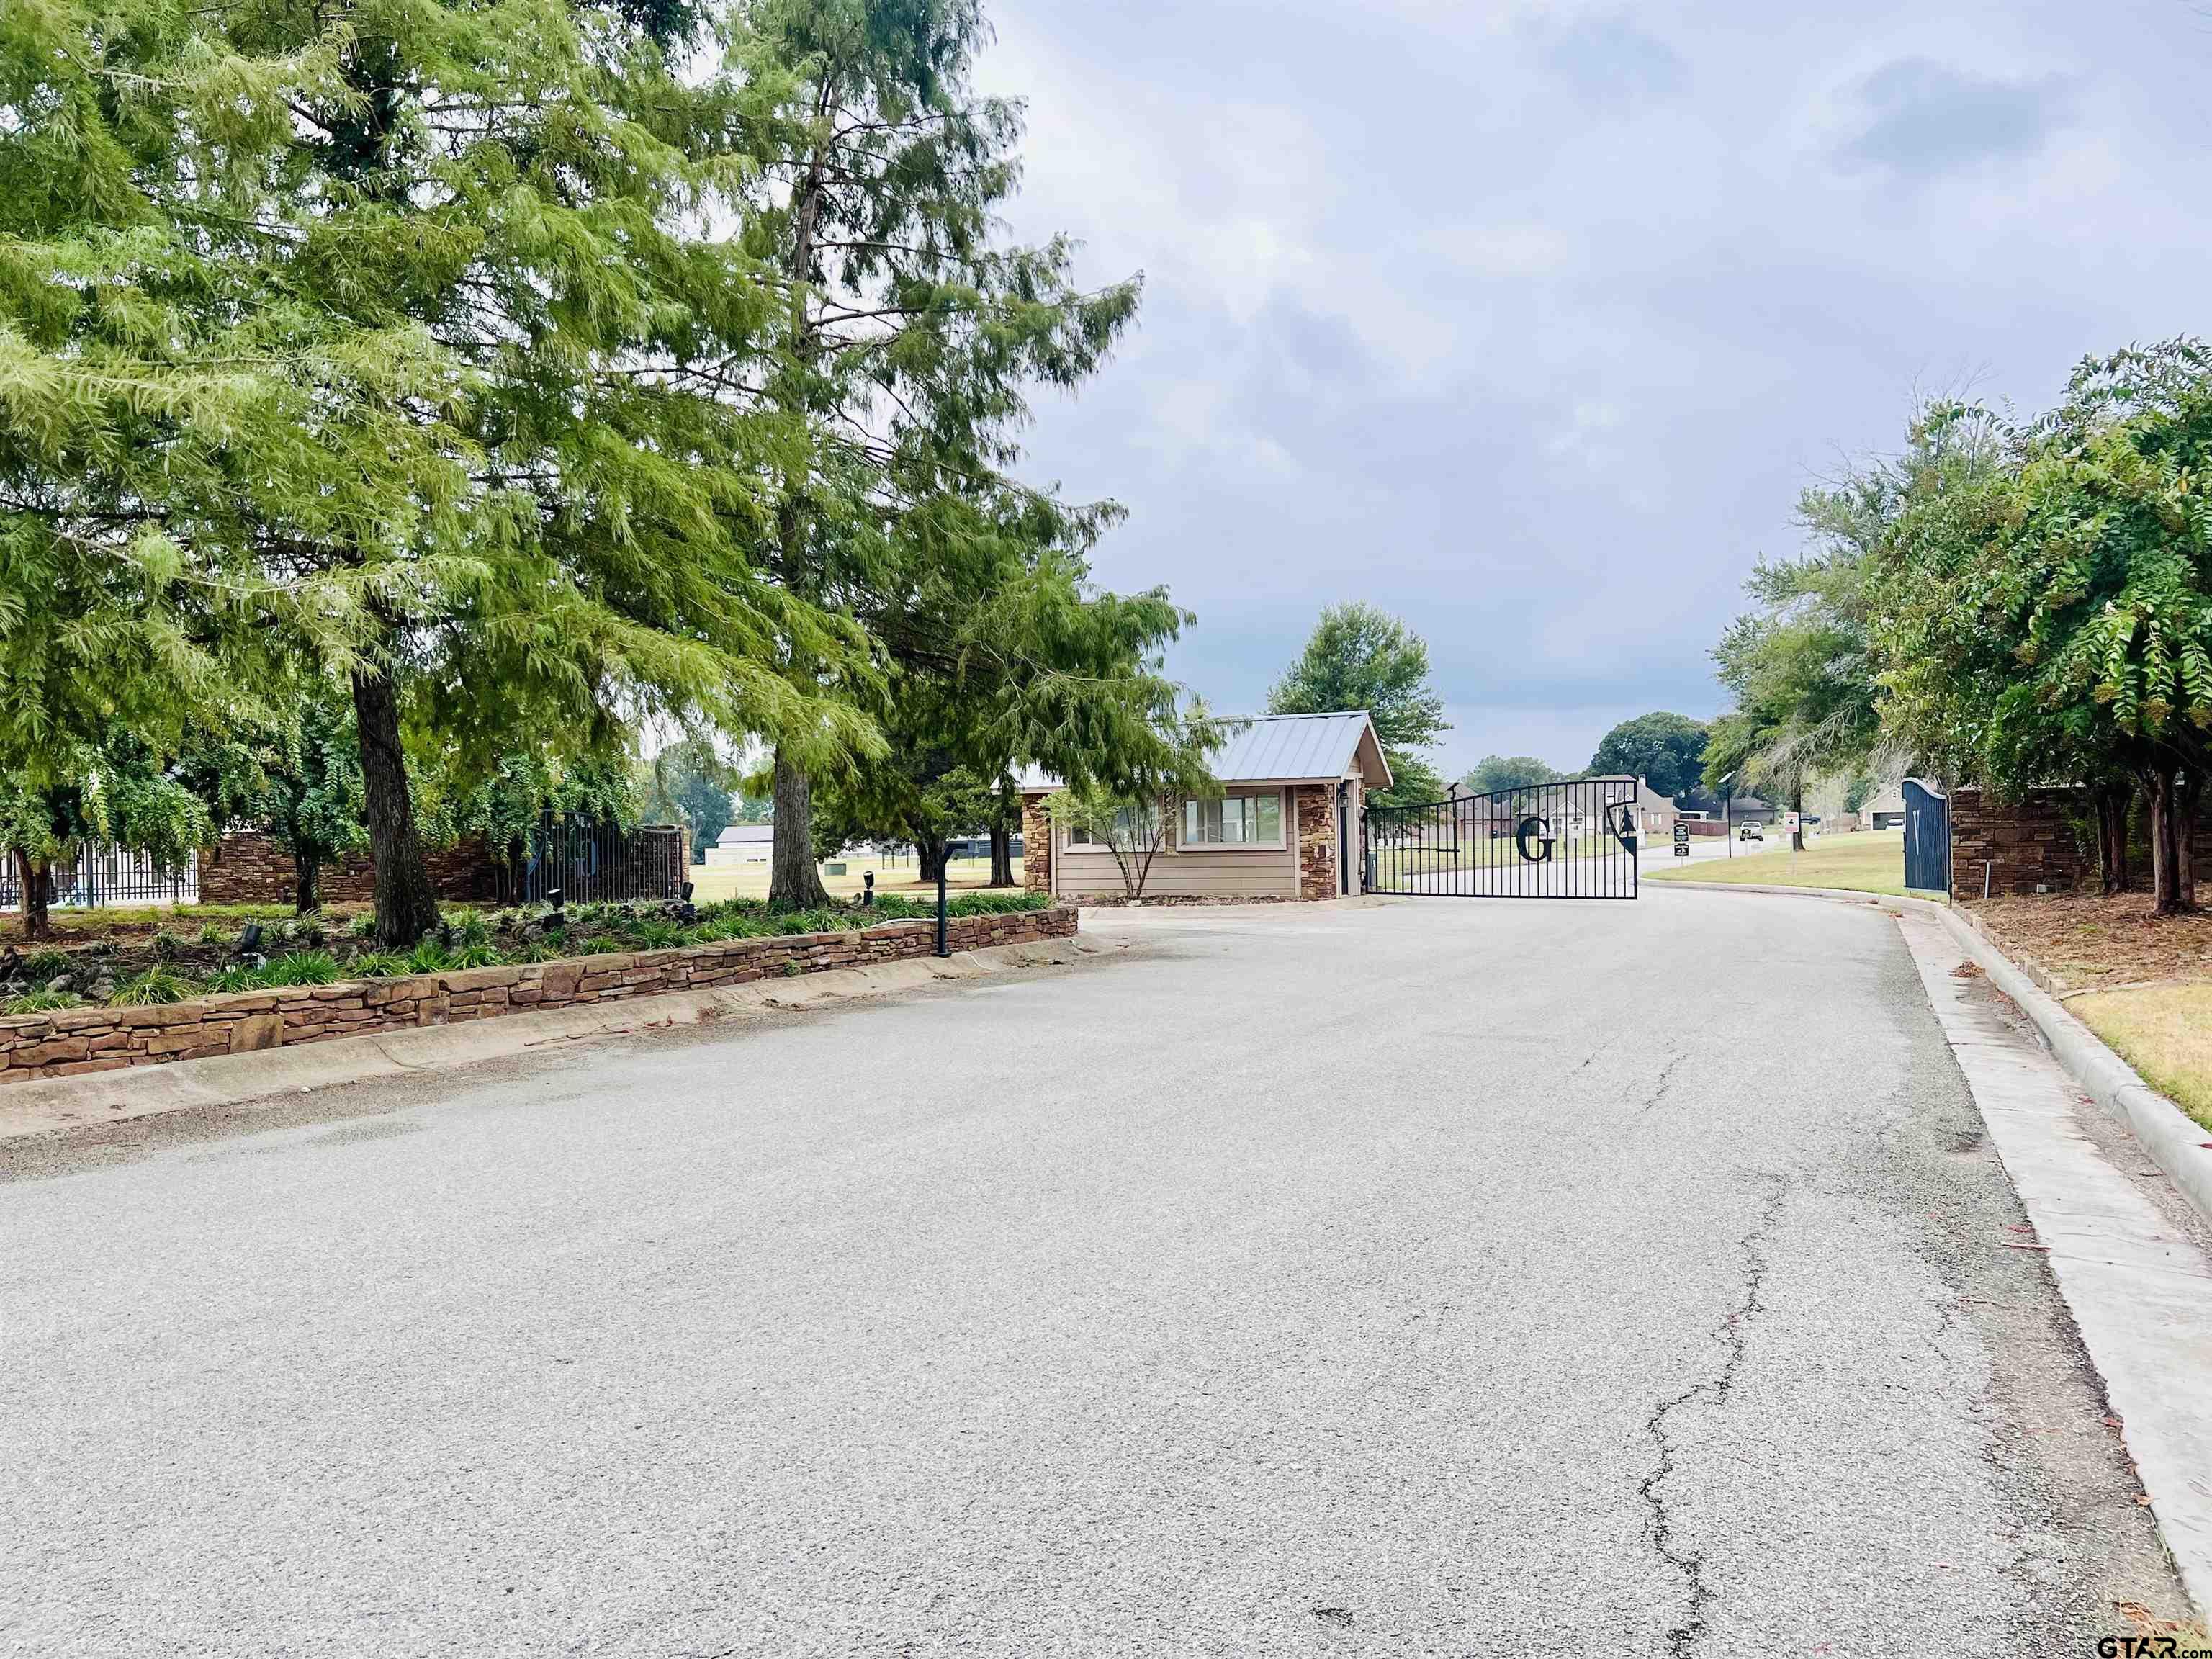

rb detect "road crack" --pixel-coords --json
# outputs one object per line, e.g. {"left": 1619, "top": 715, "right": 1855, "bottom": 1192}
{"left": 1637, "top": 1177, "right": 1790, "bottom": 1656}
{"left": 1637, "top": 1050, "right": 1685, "bottom": 1115}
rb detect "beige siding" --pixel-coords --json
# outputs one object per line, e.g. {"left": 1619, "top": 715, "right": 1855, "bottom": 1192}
{"left": 1053, "top": 786, "right": 1298, "bottom": 899}
{"left": 1053, "top": 842, "right": 1298, "bottom": 900}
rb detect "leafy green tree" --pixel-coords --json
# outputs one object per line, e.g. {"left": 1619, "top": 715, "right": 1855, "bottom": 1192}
{"left": 637, "top": 737, "right": 736, "bottom": 863}
{"left": 1706, "top": 477, "right": 1888, "bottom": 848}
{"left": 421, "top": 747, "right": 637, "bottom": 898}
{"left": 1991, "top": 344, "right": 2212, "bottom": 911}
{"left": 0, "top": 731, "right": 212, "bottom": 938}
{"left": 176, "top": 692, "right": 368, "bottom": 914}
{"left": 1587, "top": 714, "right": 1707, "bottom": 798}
{"left": 1268, "top": 603, "right": 1449, "bottom": 806}
{"left": 1042, "top": 712, "right": 1225, "bottom": 901}
{"left": 3, "top": 0, "right": 868, "bottom": 943}
{"left": 1462, "top": 755, "right": 1560, "bottom": 794}
{"left": 724, "top": 0, "right": 1144, "bottom": 909}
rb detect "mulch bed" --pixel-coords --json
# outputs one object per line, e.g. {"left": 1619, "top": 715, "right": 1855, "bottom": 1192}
{"left": 1963, "top": 887, "right": 2212, "bottom": 994}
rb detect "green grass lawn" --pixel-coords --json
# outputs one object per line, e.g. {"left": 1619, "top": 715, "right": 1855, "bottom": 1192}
{"left": 689, "top": 853, "right": 1019, "bottom": 904}
{"left": 1644, "top": 829, "right": 1946, "bottom": 900}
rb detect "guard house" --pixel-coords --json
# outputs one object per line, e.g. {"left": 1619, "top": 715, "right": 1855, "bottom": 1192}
{"left": 1017, "top": 711, "right": 1393, "bottom": 902}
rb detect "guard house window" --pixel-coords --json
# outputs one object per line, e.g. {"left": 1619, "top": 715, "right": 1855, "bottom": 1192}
{"left": 1068, "top": 806, "right": 1157, "bottom": 847}
{"left": 1182, "top": 792, "right": 1283, "bottom": 847}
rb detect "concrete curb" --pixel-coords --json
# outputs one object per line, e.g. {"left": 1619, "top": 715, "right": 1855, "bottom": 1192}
{"left": 0, "top": 935, "right": 1118, "bottom": 1143}
{"left": 1653, "top": 878, "right": 2212, "bottom": 1227}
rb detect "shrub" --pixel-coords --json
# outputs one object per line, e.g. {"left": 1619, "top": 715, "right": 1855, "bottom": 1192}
{"left": 201, "top": 966, "right": 269, "bottom": 994}
{"left": 628, "top": 920, "right": 685, "bottom": 950}
{"left": 197, "top": 924, "right": 228, "bottom": 946}
{"left": 351, "top": 953, "right": 409, "bottom": 979}
{"left": 405, "top": 940, "right": 456, "bottom": 975}
{"left": 261, "top": 950, "right": 341, "bottom": 987}
{"left": 450, "top": 912, "right": 492, "bottom": 948}
{"left": 451, "top": 942, "right": 505, "bottom": 970}
{"left": 111, "top": 969, "right": 196, "bottom": 1006}
{"left": 22, "top": 950, "right": 71, "bottom": 985}
{"left": 150, "top": 930, "right": 186, "bottom": 960}
{"left": 573, "top": 937, "right": 628, "bottom": 955}
{"left": 348, "top": 913, "right": 379, "bottom": 939}
{"left": 5, "top": 989, "right": 84, "bottom": 1015}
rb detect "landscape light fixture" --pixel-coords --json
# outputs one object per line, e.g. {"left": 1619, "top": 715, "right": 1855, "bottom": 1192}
{"left": 863, "top": 871, "right": 875, "bottom": 908}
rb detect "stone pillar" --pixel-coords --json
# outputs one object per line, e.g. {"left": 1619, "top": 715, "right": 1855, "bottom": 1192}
{"left": 1295, "top": 785, "right": 1337, "bottom": 901}
{"left": 1021, "top": 793, "right": 1054, "bottom": 895}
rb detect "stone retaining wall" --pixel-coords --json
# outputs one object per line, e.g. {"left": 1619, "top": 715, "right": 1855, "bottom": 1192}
{"left": 0, "top": 905, "right": 1076, "bottom": 1085}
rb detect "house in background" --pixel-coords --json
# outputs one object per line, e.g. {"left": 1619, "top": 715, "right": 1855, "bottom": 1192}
{"left": 1017, "top": 711, "right": 1393, "bottom": 902}
{"left": 705, "top": 824, "right": 774, "bottom": 866}
{"left": 1860, "top": 786, "right": 1907, "bottom": 831}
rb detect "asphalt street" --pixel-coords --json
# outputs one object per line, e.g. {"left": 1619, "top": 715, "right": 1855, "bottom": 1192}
{"left": 1, "top": 892, "right": 2190, "bottom": 1655}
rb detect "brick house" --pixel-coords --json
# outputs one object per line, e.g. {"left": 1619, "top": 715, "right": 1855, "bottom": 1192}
{"left": 1018, "top": 711, "right": 1393, "bottom": 902}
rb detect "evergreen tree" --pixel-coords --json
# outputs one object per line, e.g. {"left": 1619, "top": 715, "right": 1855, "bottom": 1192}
{"left": 2, "top": 0, "right": 869, "bottom": 943}
{"left": 723, "top": 0, "right": 1146, "bottom": 907}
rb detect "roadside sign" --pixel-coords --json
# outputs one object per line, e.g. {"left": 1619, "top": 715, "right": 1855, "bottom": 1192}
{"left": 1673, "top": 822, "right": 1691, "bottom": 858}
{"left": 1784, "top": 811, "right": 1802, "bottom": 836}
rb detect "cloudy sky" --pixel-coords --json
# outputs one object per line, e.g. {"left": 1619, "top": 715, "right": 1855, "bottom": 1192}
{"left": 971, "top": 0, "right": 2212, "bottom": 781}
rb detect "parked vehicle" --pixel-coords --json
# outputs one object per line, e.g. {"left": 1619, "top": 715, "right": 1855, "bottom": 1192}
{"left": 1738, "top": 822, "right": 1763, "bottom": 842}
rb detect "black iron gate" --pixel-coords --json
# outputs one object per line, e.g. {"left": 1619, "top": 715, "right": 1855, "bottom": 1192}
{"left": 1362, "top": 777, "right": 1641, "bottom": 899}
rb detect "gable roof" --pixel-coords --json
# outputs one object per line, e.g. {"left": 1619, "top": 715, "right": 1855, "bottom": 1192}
{"left": 1015, "top": 711, "right": 1393, "bottom": 793}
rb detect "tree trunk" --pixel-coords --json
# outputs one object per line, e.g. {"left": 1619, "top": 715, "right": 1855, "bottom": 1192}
{"left": 2094, "top": 783, "right": 2132, "bottom": 894}
{"left": 350, "top": 667, "right": 441, "bottom": 945}
{"left": 2176, "top": 768, "right": 2204, "bottom": 913}
{"left": 2143, "top": 764, "right": 2185, "bottom": 916}
{"left": 916, "top": 838, "right": 946, "bottom": 885}
{"left": 293, "top": 847, "right": 320, "bottom": 915}
{"left": 989, "top": 823, "right": 1013, "bottom": 887}
{"left": 1790, "top": 778, "right": 1806, "bottom": 852}
{"left": 13, "top": 849, "right": 50, "bottom": 942}
{"left": 766, "top": 749, "right": 830, "bottom": 910}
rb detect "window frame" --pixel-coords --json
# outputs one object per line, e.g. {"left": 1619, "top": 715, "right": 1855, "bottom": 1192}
{"left": 1179, "top": 788, "right": 1287, "bottom": 850}
{"left": 1065, "top": 803, "right": 1160, "bottom": 850}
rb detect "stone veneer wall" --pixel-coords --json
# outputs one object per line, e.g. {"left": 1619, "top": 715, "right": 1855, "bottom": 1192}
{"left": 197, "top": 832, "right": 500, "bottom": 907}
{"left": 0, "top": 905, "right": 1076, "bottom": 1086}
{"left": 1950, "top": 786, "right": 2212, "bottom": 901}
{"left": 1022, "top": 794, "right": 1053, "bottom": 895}
{"left": 1295, "top": 784, "right": 1338, "bottom": 901}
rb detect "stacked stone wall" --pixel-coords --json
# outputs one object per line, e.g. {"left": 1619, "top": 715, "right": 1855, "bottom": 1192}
{"left": 0, "top": 906, "right": 1077, "bottom": 1085}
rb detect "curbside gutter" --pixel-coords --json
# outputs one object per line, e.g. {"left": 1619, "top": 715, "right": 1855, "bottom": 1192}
{"left": 0, "top": 932, "right": 1120, "bottom": 1143}
{"left": 1652, "top": 879, "right": 2212, "bottom": 1228}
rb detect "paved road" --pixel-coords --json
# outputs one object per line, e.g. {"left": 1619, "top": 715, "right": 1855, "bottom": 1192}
{"left": 1, "top": 893, "right": 2189, "bottom": 1655}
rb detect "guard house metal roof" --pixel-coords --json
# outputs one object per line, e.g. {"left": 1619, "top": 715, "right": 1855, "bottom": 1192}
{"left": 1016, "top": 711, "right": 1392, "bottom": 792}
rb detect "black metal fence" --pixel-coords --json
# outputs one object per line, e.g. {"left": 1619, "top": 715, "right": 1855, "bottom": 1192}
{"left": 495, "top": 819, "right": 687, "bottom": 905}
{"left": 1363, "top": 777, "right": 1641, "bottom": 899}
{"left": 0, "top": 844, "right": 199, "bottom": 912}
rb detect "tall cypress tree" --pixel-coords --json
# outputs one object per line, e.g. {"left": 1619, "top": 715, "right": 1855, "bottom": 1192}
{"left": 723, "top": 0, "right": 1146, "bottom": 907}
{"left": 2, "top": 0, "right": 870, "bottom": 943}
